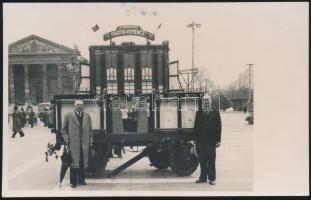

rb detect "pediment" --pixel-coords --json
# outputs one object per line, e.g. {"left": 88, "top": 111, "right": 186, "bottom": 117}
{"left": 9, "top": 35, "right": 75, "bottom": 54}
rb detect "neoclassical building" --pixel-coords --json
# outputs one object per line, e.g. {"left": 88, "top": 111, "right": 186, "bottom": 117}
{"left": 9, "top": 35, "right": 81, "bottom": 105}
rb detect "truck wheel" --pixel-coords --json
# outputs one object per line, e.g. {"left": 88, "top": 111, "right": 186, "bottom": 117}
{"left": 168, "top": 143, "right": 199, "bottom": 176}
{"left": 149, "top": 150, "right": 170, "bottom": 170}
{"left": 87, "top": 147, "right": 109, "bottom": 177}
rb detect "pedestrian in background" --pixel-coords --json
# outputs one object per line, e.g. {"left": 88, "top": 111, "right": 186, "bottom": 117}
{"left": 28, "top": 107, "right": 36, "bottom": 128}
{"left": 12, "top": 106, "right": 25, "bottom": 138}
{"left": 20, "top": 107, "right": 26, "bottom": 127}
{"left": 194, "top": 96, "right": 222, "bottom": 185}
{"left": 43, "top": 107, "right": 49, "bottom": 127}
{"left": 62, "top": 100, "right": 92, "bottom": 188}
{"left": 47, "top": 106, "right": 55, "bottom": 128}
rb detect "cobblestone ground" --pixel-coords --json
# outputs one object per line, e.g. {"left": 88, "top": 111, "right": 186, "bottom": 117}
{"left": 5, "top": 111, "right": 253, "bottom": 195}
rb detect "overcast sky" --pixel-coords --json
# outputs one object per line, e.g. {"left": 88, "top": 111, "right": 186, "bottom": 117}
{"left": 3, "top": 2, "right": 308, "bottom": 87}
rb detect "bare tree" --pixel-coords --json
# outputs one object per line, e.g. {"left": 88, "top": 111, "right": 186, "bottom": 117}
{"left": 195, "top": 68, "right": 215, "bottom": 92}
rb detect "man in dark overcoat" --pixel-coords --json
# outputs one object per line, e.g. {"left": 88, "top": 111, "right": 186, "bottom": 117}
{"left": 12, "top": 106, "right": 25, "bottom": 138}
{"left": 28, "top": 107, "right": 36, "bottom": 128}
{"left": 20, "top": 107, "right": 26, "bottom": 127}
{"left": 62, "top": 100, "right": 92, "bottom": 188}
{"left": 194, "top": 96, "right": 222, "bottom": 185}
{"left": 43, "top": 108, "right": 49, "bottom": 127}
{"left": 47, "top": 106, "right": 55, "bottom": 128}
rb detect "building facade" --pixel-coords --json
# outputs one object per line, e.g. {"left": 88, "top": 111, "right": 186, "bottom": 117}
{"left": 9, "top": 35, "right": 80, "bottom": 105}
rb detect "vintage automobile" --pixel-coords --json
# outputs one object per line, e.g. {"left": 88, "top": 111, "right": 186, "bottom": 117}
{"left": 37, "top": 102, "right": 51, "bottom": 122}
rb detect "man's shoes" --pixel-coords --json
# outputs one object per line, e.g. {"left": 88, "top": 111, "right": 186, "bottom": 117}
{"left": 70, "top": 184, "right": 77, "bottom": 188}
{"left": 195, "top": 179, "right": 207, "bottom": 184}
{"left": 209, "top": 180, "right": 216, "bottom": 185}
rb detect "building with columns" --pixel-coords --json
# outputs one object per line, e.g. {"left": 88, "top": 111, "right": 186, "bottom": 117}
{"left": 9, "top": 35, "right": 81, "bottom": 105}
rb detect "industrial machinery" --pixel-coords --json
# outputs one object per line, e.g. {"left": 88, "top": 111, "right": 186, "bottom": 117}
{"left": 52, "top": 25, "right": 206, "bottom": 177}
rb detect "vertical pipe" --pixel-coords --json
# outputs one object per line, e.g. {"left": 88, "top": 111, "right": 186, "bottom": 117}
{"left": 152, "top": 51, "right": 158, "bottom": 90}
{"left": 117, "top": 52, "right": 124, "bottom": 94}
{"left": 135, "top": 50, "right": 142, "bottom": 94}
{"left": 192, "top": 26, "right": 195, "bottom": 92}
{"left": 100, "top": 50, "right": 106, "bottom": 93}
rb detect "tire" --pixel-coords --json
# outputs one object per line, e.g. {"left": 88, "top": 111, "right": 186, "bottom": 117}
{"left": 149, "top": 150, "right": 170, "bottom": 170}
{"left": 247, "top": 117, "right": 253, "bottom": 125}
{"left": 86, "top": 147, "right": 109, "bottom": 177}
{"left": 168, "top": 143, "right": 199, "bottom": 176}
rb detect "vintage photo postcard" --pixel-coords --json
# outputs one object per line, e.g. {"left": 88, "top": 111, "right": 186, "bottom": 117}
{"left": 2, "top": 2, "right": 309, "bottom": 197}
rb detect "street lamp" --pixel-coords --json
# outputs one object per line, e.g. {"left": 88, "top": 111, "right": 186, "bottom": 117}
{"left": 209, "top": 88, "right": 212, "bottom": 109}
{"left": 217, "top": 95, "right": 221, "bottom": 111}
{"left": 186, "top": 21, "right": 202, "bottom": 92}
{"left": 246, "top": 64, "right": 253, "bottom": 110}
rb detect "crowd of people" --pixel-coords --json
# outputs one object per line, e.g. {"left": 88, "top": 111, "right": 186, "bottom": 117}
{"left": 10, "top": 104, "right": 55, "bottom": 138}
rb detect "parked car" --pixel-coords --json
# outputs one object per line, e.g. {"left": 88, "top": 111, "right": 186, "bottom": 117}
{"left": 226, "top": 107, "right": 234, "bottom": 112}
{"left": 37, "top": 102, "right": 51, "bottom": 122}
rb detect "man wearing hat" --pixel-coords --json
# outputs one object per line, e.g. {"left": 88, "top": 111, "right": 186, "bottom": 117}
{"left": 12, "top": 106, "right": 25, "bottom": 138}
{"left": 194, "top": 95, "right": 222, "bottom": 185}
{"left": 62, "top": 100, "right": 92, "bottom": 188}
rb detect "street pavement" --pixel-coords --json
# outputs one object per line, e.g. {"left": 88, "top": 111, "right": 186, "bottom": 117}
{"left": 5, "top": 111, "right": 253, "bottom": 194}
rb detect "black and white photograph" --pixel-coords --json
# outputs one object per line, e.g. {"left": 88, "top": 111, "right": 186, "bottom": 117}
{"left": 2, "top": 2, "right": 308, "bottom": 197}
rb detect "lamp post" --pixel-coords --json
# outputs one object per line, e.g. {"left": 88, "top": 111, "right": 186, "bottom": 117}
{"left": 209, "top": 88, "right": 212, "bottom": 109}
{"left": 186, "top": 21, "right": 202, "bottom": 92}
{"left": 217, "top": 95, "right": 221, "bottom": 111}
{"left": 246, "top": 64, "right": 253, "bottom": 110}
{"left": 213, "top": 94, "right": 221, "bottom": 111}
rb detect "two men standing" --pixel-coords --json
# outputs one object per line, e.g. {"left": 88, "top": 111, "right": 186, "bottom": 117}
{"left": 60, "top": 96, "right": 220, "bottom": 187}
{"left": 194, "top": 96, "right": 222, "bottom": 185}
{"left": 62, "top": 100, "right": 92, "bottom": 188}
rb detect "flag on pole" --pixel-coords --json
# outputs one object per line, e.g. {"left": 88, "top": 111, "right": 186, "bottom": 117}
{"left": 92, "top": 24, "right": 100, "bottom": 32}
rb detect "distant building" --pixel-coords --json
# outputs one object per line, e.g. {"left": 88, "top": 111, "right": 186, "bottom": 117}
{"left": 8, "top": 35, "right": 81, "bottom": 105}
{"left": 231, "top": 67, "right": 253, "bottom": 90}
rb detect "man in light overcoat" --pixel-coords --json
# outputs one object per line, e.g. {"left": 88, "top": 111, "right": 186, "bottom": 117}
{"left": 62, "top": 100, "right": 92, "bottom": 188}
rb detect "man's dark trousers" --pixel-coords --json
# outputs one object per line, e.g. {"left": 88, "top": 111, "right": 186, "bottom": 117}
{"left": 70, "top": 146, "right": 85, "bottom": 185}
{"left": 197, "top": 146, "right": 216, "bottom": 182}
{"left": 12, "top": 131, "right": 24, "bottom": 137}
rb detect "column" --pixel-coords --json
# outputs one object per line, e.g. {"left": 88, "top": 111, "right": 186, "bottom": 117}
{"left": 57, "top": 64, "right": 63, "bottom": 94}
{"left": 9, "top": 64, "right": 15, "bottom": 104}
{"left": 42, "top": 64, "right": 48, "bottom": 102}
{"left": 24, "top": 64, "right": 30, "bottom": 103}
